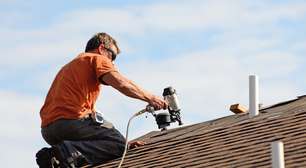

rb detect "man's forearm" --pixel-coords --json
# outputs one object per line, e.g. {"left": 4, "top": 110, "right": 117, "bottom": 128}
{"left": 102, "top": 71, "right": 167, "bottom": 110}
{"left": 117, "top": 79, "right": 152, "bottom": 102}
{"left": 101, "top": 71, "right": 152, "bottom": 102}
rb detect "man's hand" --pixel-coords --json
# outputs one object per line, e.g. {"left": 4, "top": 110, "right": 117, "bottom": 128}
{"left": 148, "top": 95, "right": 168, "bottom": 110}
{"left": 128, "top": 141, "right": 146, "bottom": 150}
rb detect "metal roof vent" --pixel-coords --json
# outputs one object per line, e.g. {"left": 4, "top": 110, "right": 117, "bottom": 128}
{"left": 249, "top": 75, "right": 259, "bottom": 117}
{"left": 271, "top": 141, "right": 285, "bottom": 168}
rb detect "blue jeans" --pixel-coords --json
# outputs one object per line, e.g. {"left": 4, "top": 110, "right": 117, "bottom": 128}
{"left": 41, "top": 118, "right": 125, "bottom": 166}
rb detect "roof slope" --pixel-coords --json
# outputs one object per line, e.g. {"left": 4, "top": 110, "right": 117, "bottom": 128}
{"left": 98, "top": 96, "right": 306, "bottom": 168}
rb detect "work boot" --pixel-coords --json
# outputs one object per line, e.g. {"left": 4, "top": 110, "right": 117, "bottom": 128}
{"left": 51, "top": 145, "right": 77, "bottom": 168}
{"left": 36, "top": 147, "right": 60, "bottom": 168}
{"left": 36, "top": 146, "right": 78, "bottom": 168}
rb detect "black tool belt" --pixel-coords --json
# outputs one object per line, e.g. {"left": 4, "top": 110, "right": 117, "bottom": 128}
{"left": 80, "top": 112, "right": 113, "bottom": 129}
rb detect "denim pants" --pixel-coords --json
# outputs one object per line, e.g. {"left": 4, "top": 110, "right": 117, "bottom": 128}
{"left": 41, "top": 118, "right": 126, "bottom": 165}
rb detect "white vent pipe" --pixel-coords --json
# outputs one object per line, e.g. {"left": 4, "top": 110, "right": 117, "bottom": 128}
{"left": 249, "top": 75, "right": 259, "bottom": 117}
{"left": 271, "top": 141, "right": 285, "bottom": 168}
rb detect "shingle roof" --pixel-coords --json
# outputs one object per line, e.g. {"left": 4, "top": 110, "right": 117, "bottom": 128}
{"left": 96, "top": 96, "right": 306, "bottom": 168}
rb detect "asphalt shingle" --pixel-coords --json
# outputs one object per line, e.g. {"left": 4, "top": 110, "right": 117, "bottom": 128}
{"left": 95, "top": 96, "right": 306, "bottom": 168}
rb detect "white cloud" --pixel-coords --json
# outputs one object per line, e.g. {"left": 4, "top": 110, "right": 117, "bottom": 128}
{"left": 0, "top": 91, "right": 41, "bottom": 137}
{"left": 1, "top": 0, "right": 306, "bottom": 68}
{"left": 0, "top": 90, "right": 47, "bottom": 167}
{"left": 138, "top": 0, "right": 306, "bottom": 31}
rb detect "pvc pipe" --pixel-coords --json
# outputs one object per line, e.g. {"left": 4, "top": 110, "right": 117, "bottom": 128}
{"left": 249, "top": 75, "right": 259, "bottom": 117}
{"left": 271, "top": 141, "right": 285, "bottom": 168}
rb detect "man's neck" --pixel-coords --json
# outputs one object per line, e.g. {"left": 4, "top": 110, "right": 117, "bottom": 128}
{"left": 87, "top": 50, "right": 112, "bottom": 61}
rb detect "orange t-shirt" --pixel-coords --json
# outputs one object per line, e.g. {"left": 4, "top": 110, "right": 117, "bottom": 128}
{"left": 40, "top": 52, "right": 117, "bottom": 127}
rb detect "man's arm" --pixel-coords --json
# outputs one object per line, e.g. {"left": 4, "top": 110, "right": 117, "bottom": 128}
{"left": 100, "top": 71, "right": 167, "bottom": 110}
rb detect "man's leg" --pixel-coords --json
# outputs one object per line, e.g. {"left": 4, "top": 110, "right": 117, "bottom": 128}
{"left": 40, "top": 118, "right": 125, "bottom": 166}
{"left": 55, "top": 137, "right": 125, "bottom": 165}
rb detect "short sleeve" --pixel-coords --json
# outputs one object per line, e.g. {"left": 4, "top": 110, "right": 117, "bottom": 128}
{"left": 93, "top": 55, "right": 118, "bottom": 80}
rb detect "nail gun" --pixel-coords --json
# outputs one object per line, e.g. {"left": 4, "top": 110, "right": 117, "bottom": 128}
{"left": 151, "top": 86, "right": 183, "bottom": 130}
{"left": 118, "top": 86, "right": 183, "bottom": 168}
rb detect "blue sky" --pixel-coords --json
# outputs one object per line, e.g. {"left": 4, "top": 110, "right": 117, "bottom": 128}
{"left": 1, "top": 0, "right": 306, "bottom": 167}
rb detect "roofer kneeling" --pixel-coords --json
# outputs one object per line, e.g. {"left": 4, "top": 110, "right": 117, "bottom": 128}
{"left": 36, "top": 32, "right": 167, "bottom": 167}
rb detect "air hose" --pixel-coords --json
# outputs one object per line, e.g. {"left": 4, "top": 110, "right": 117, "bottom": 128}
{"left": 117, "top": 107, "right": 152, "bottom": 168}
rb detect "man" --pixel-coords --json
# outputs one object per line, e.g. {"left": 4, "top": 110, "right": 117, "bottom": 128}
{"left": 36, "top": 32, "right": 167, "bottom": 167}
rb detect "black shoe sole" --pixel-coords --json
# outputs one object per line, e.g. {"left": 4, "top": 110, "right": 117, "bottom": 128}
{"left": 36, "top": 147, "right": 53, "bottom": 168}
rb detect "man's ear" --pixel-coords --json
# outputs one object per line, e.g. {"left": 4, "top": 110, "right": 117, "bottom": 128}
{"left": 97, "top": 44, "right": 105, "bottom": 54}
